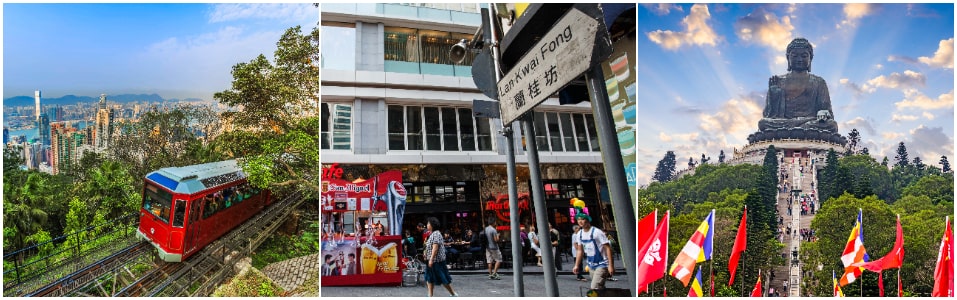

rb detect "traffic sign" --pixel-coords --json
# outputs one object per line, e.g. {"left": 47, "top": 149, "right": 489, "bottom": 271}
{"left": 496, "top": 8, "right": 599, "bottom": 124}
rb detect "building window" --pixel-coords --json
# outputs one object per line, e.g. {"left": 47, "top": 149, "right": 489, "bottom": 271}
{"left": 384, "top": 27, "right": 474, "bottom": 75}
{"left": 405, "top": 181, "right": 477, "bottom": 204}
{"left": 524, "top": 111, "right": 600, "bottom": 152}
{"left": 388, "top": 104, "right": 493, "bottom": 151}
{"left": 321, "top": 103, "right": 353, "bottom": 150}
{"left": 321, "top": 23, "right": 356, "bottom": 70}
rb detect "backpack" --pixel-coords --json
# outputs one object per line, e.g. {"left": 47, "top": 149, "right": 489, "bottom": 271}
{"left": 478, "top": 229, "right": 489, "bottom": 250}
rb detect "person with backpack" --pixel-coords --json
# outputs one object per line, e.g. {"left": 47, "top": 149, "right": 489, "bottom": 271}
{"left": 570, "top": 225, "right": 587, "bottom": 281}
{"left": 483, "top": 219, "right": 503, "bottom": 280}
{"left": 572, "top": 213, "right": 613, "bottom": 290}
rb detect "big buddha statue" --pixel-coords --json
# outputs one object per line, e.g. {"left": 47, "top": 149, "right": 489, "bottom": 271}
{"left": 748, "top": 38, "right": 846, "bottom": 146}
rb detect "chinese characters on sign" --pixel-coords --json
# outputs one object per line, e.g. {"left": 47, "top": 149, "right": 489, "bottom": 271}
{"left": 497, "top": 8, "right": 599, "bottom": 124}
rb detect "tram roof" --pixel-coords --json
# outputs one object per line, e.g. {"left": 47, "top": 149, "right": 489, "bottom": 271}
{"left": 145, "top": 160, "right": 246, "bottom": 194}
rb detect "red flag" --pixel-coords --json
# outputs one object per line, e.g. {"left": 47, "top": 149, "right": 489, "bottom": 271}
{"left": 750, "top": 270, "right": 762, "bottom": 297}
{"left": 638, "top": 211, "right": 670, "bottom": 294}
{"left": 710, "top": 268, "right": 715, "bottom": 297}
{"left": 855, "top": 214, "right": 904, "bottom": 272}
{"left": 728, "top": 206, "right": 747, "bottom": 286}
{"left": 879, "top": 271, "right": 885, "bottom": 297}
{"left": 932, "top": 216, "right": 954, "bottom": 297}
{"left": 639, "top": 209, "right": 657, "bottom": 248}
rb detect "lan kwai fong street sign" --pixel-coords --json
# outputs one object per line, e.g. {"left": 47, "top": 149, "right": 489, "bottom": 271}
{"left": 497, "top": 8, "right": 599, "bottom": 124}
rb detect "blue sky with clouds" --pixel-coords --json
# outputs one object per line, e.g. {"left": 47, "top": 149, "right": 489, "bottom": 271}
{"left": 638, "top": 3, "right": 954, "bottom": 186}
{"left": 3, "top": 3, "right": 318, "bottom": 100}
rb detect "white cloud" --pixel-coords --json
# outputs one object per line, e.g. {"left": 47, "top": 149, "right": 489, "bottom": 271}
{"left": 875, "top": 64, "right": 883, "bottom": 69}
{"left": 659, "top": 132, "right": 672, "bottom": 142}
{"left": 841, "top": 78, "right": 876, "bottom": 95}
{"left": 646, "top": 4, "right": 720, "bottom": 50}
{"left": 907, "top": 125, "right": 955, "bottom": 163}
{"left": 894, "top": 89, "right": 954, "bottom": 110}
{"left": 891, "top": 113, "right": 919, "bottom": 122}
{"left": 642, "top": 3, "right": 683, "bottom": 16}
{"left": 918, "top": 38, "right": 954, "bottom": 69}
{"left": 865, "top": 70, "right": 926, "bottom": 90}
{"left": 882, "top": 132, "right": 904, "bottom": 142}
{"left": 698, "top": 94, "right": 763, "bottom": 138}
{"left": 837, "top": 3, "right": 874, "bottom": 29}
{"left": 844, "top": 117, "right": 877, "bottom": 136}
{"left": 734, "top": 7, "right": 795, "bottom": 52}
{"left": 923, "top": 111, "right": 936, "bottom": 120}
{"left": 209, "top": 3, "right": 317, "bottom": 24}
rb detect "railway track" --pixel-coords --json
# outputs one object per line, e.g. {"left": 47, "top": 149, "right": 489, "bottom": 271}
{"left": 15, "top": 191, "right": 308, "bottom": 297}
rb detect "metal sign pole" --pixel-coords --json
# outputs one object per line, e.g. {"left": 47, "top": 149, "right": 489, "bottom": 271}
{"left": 487, "top": 4, "right": 524, "bottom": 297}
{"left": 584, "top": 65, "right": 637, "bottom": 296}
{"left": 522, "top": 113, "right": 560, "bottom": 296}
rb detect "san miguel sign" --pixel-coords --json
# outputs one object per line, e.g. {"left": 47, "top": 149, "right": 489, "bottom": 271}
{"left": 486, "top": 193, "right": 531, "bottom": 222}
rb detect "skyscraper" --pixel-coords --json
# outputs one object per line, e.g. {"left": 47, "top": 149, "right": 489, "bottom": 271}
{"left": 37, "top": 113, "right": 51, "bottom": 146}
{"left": 3, "top": 127, "right": 9, "bottom": 145}
{"left": 35, "top": 90, "right": 41, "bottom": 120}
{"left": 95, "top": 94, "right": 115, "bottom": 150}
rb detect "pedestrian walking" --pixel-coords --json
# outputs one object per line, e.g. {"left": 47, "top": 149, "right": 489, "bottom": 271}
{"left": 549, "top": 223, "right": 562, "bottom": 271}
{"left": 424, "top": 217, "right": 458, "bottom": 297}
{"left": 484, "top": 219, "right": 503, "bottom": 280}
{"left": 571, "top": 225, "right": 586, "bottom": 281}
{"left": 528, "top": 224, "right": 542, "bottom": 266}
{"left": 572, "top": 213, "right": 614, "bottom": 290}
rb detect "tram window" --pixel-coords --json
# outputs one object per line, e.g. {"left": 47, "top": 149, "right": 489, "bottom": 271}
{"left": 172, "top": 200, "right": 187, "bottom": 227}
{"left": 143, "top": 183, "right": 173, "bottom": 223}
{"left": 204, "top": 195, "right": 218, "bottom": 219}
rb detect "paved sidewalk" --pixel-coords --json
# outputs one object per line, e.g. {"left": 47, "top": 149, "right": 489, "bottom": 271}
{"left": 320, "top": 256, "right": 628, "bottom": 297}
{"left": 261, "top": 253, "right": 320, "bottom": 294}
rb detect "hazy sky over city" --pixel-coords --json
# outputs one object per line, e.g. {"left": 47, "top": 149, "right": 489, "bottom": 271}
{"left": 638, "top": 3, "right": 954, "bottom": 186}
{"left": 3, "top": 3, "right": 318, "bottom": 100}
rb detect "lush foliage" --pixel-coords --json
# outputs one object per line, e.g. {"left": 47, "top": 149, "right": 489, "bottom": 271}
{"left": 639, "top": 156, "right": 782, "bottom": 296}
{"left": 801, "top": 193, "right": 952, "bottom": 296}
{"left": 214, "top": 26, "right": 319, "bottom": 198}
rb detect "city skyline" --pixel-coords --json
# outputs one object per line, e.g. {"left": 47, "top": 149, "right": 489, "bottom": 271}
{"left": 638, "top": 3, "right": 954, "bottom": 186}
{"left": 3, "top": 3, "right": 318, "bottom": 101}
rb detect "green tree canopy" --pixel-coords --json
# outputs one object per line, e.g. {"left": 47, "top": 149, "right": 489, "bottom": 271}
{"left": 214, "top": 26, "right": 319, "bottom": 196}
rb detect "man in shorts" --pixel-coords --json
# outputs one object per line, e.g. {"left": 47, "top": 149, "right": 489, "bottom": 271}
{"left": 572, "top": 213, "right": 613, "bottom": 290}
{"left": 484, "top": 219, "right": 503, "bottom": 280}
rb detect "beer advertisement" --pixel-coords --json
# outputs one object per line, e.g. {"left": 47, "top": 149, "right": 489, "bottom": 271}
{"left": 321, "top": 167, "right": 406, "bottom": 286}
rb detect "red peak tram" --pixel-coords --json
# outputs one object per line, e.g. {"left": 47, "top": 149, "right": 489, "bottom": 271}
{"left": 137, "top": 160, "right": 271, "bottom": 262}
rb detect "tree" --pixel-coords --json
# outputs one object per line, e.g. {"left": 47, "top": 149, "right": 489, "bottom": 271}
{"left": 845, "top": 128, "right": 860, "bottom": 156}
{"left": 941, "top": 156, "right": 951, "bottom": 173}
{"left": 719, "top": 149, "right": 726, "bottom": 163}
{"left": 214, "top": 26, "right": 320, "bottom": 195}
{"left": 652, "top": 151, "right": 677, "bottom": 183}
{"left": 818, "top": 148, "right": 841, "bottom": 203}
{"left": 860, "top": 147, "right": 869, "bottom": 155}
{"left": 894, "top": 141, "right": 909, "bottom": 169}
{"left": 902, "top": 174, "right": 954, "bottom": 205}
{"left": 881, "top": 156, "right": 889, "bottom": 168}
{"left": 913, "top": 156, "right": 926, "bottom": 176}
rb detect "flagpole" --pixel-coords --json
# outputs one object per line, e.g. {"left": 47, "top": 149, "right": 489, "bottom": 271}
{"left": 860, "top": 208, "right": 864, "bottom": 297}
{"left": 897, "top": 268, "right": 901, "bottom": 297}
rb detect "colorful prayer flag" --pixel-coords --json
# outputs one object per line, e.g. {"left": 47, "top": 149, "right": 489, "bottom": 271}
{"left": 840, "top": 208, "right": 868, "bottom": 286}
{"left": 688, "top": 267, "right": 704, "bottom": 297}
{"left": 669, "top": 209, "right": 714, "bottom": 286}
{"left": 833, "top": 270, "right": 845, "bottom": 297}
